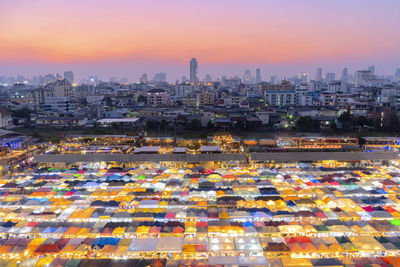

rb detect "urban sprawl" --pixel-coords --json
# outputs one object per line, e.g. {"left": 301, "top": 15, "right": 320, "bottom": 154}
{"left": 0, "top": 61, "right": 400, "bottom": 133}
{"left": 2, "top": 61, "right": 400, "bottom": 266}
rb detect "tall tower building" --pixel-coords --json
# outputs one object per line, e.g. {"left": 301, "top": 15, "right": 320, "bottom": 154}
{"left": 368, "top": 65, "right": 376, "bottom": 76}
{"left": 341, "top": 68, "right": 348, "bottom": 82}
{"left": 243, "top": 69, "right": 252, "bottom": 84}
{"left": 325, "top": 73, "right": 335, "bottom": 82}
{"left": 395, "top": 68, "right": 400, "bottom": 81}
{"left": 356, "top": 70, "right": 372, "bottom": 87}
{"left": 299, "top": 72, "right": 309, "bottom": 83}
{"left": 64, "top": 71, "right": 74, "bottom": 84}
{"left": 316, "top": 68, "right": 322, "bottom": 81}
{"left": 190, "top": 58, "right": 198, "bottom": 84}
{"left": 341, "top": 68, "right": 348, "bottom": 93}
{"left": 140, "top": 73, "right": 148, "bottom": 84}
{"left": 256, "top": 68, "right": 261, "bottom": 83}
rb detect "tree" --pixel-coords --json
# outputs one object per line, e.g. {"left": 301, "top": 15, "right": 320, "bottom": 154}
{"left": 111, "top": 123, "right": 120, "bottom": 130}
{"left": 338, "top": 112, "right": 353, "bottom": 131}
{"left": 137, "top": 95, "right": 147, "bottom": 104}
{"left": 356, "top": 116, "right": 370, "bottom": 127}
{"left": 146, "top": 120, "right": 159, "bottom": 130}
{"left": 160, "top": 120, "right": 167, "bottom": 135}
{"left": 80, "top": 98, "right": 88, "bottom": 106}
{"left": 235, "top": 120, "right": 248, "bottom": 131}
{"left": 188, "top": 119, "right": 201, "bottom": 130}
{"left": 12, "top": 107, "right": 32, "bottom": 120}
{"left": 104, "top": 97, "right": 113, "bottom": 108}
{"left": 381, "top": 109, "right": 400, "bottom": 131}
{"left": 295, "top": 116, "right": 320, "bottom": 132}
{"left": 330, "top": 121, "right": 337, "bottom": 130}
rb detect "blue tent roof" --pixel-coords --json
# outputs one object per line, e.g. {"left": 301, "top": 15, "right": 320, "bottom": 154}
{"left": 92, "top": 237, "right": 120, "bottom": 246}
{"left": 286, "top": 200, "right": 296, "bottom": 207}
{"left": 243, "top": 221, "right": 255, "bottom": 227}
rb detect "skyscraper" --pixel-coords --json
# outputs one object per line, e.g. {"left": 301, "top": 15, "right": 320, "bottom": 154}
{"left": 243, "top": 69, "right": 252, "bottom": 84}
{"left": 341, "top": 67, "right": 348, "bottom": 82}
{"left": 152, "top": 73, "right": 167, "bottom": 83}
{"left": 340, "top": 68, "right": 348, "bottom": 93}
{"left": 204, "top": 74, "right": 212, "bottom": 84}
{"left": 325, "top": 73, "right": 335, "bottom": 82}
{"left": 140, "top": 73, "right": 148, "bottom": 84}
{"left": 299, "top": 72, "right": 309, "bottom": 83}
{"left": 315, "top": 68, "right": 322, "bottom": 81}
{"left": 270, "top": 75, "right": 277, "bottom": 84}
{"left": 356, "top": 70, "right": 372, "bottom": 87}
{"left": 395, "top": 68, "right": 400, "bottom": 81}
{"left": 256, "top": 68, "right": 261, "bottom": 83}
{"left": 64, "top": 71, "right": 74, "bottom": 84}
{"left": 368, "top": 65, "right": 375, "bottom": 75}
{"left": 190, "top": 58, "right": 198, "bottom": 84}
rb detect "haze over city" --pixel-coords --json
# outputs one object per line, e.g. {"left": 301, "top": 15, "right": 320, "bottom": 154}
{"left": 1, "top": 0, "right": 400, "bottom": 81}
{"left": 4, "top": 1, "right": 400, "bottom": 266}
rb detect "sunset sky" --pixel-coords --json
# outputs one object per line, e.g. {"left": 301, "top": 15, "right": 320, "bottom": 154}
{"left": 1, "top": 0, "right": 400, "bottom": 81}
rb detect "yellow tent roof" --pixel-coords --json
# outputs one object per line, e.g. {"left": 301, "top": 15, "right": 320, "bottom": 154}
{"left": 136, "top": 226, "right": 149, "bottom": 233}
{"left": 113, "top": 227, "right": 126, "bottom": 235}
{"left": 278, "top": 225, "right": 303, "bottom": 233}
{"left": 350, "top": 236, "right": 386, "bottom": 251}
{"left": 35, "top": 257, "right": 53, "bottom": 267}
{"left": 29, "top": 238, "right": 46, "bottom": 246}
{"left": 316, "top": 243, "right": 331, "bottom": 253}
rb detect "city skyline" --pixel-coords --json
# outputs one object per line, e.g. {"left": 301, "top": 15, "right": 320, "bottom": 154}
{"left": 1, "top": 62, "right": 399, "bottom": 84}
{"left": 1, "top": 0, "right": 400, "bottom": 81}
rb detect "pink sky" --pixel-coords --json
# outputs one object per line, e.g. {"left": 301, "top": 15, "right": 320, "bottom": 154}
{"left": 0, "top": 0, "right": 399, "bottom": 81}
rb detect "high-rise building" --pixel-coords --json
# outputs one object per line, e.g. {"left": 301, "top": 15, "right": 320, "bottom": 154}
{"left": 256, "top": 68, "right": 261, "bottom": 83}
{"left": 341, "top": 68, "right": 348, "bottom": 93}
{"left": 64, "top": 71, "right": 74, "bottom": 84}
{"left": 299, "top": 72, "right": 309, "bottom": 83}
{"left": 152, "top": 73, "right": 167, "bottom": 83}
{"left": 325, "top": 73, "right": 335, "bottom": 82}
{"left": 204, "top": 74, "right": 212, "bottom": 84}
{"left": 341, "top": 68, "right": 348, "bottom": 82}
{"left": 356, "top": 70, "right": 372, "bottom": 87}
{"left": 243, "top": 69, "right": 252, "bottom": 84}
{"left": 395, "top": 68, "right": 400, "bottom": 81}
{"left": 316, "top": 68, "right": 322, "bottom": 81}
{"left": 368, "top": 65, "right": 376, "bottom": 76}
{"left": 190, "top": 58, "right": 198, "bottom": 84}
{"left": 270, "top": 75, "right": 277, "bottom": 84}
{"left": 87, "top": 75, "right": 99, "bottom": 85}
{"left": 49, "top": 79, "right": 72, "bottom": 98}
{"left": 140, "top": 73, "right": 148, "bottom": 84}
{"left": 16, "top": 75, "right": 24, "bottom": 83}
{"left": 119, "top": 77, "right": 129, "bottom": 83}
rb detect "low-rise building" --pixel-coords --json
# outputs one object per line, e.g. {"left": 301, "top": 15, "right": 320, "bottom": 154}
{"left": 264, "top": 90, "right": 295, "bottom": 107}
{"left": 0, "top": 109, "right": 13, "bottom": 129}
{"left": 35, "top": 116, "right": 88, "bottom": 128}
{"left": 147, "top": 89, "right": 170, "bottom": 107}
{"left": 181, "top": 91, "right": 214, "bottom": 106}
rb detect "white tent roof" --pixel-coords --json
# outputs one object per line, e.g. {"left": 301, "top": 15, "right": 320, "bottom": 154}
{"left": 138, "top": 199, "right": 159, "bottom": 208}
{"left": 238, "top": 256, "right": 269, "bottom": 266}
{"left": 128, "top": 238, "right": 157, "bottom": 252}
{"left": 209, "top": 256, "right": 238, "bottom": 265}
{"left": 155, "top": 237, "right": 183, "bottom": 252}
{"left": 183, "top": 237, "right": 208, "bottom": 245}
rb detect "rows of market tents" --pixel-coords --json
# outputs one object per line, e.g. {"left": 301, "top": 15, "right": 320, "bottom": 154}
{"left": 1, "top": 164, "right": 400, "bottom": 265}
